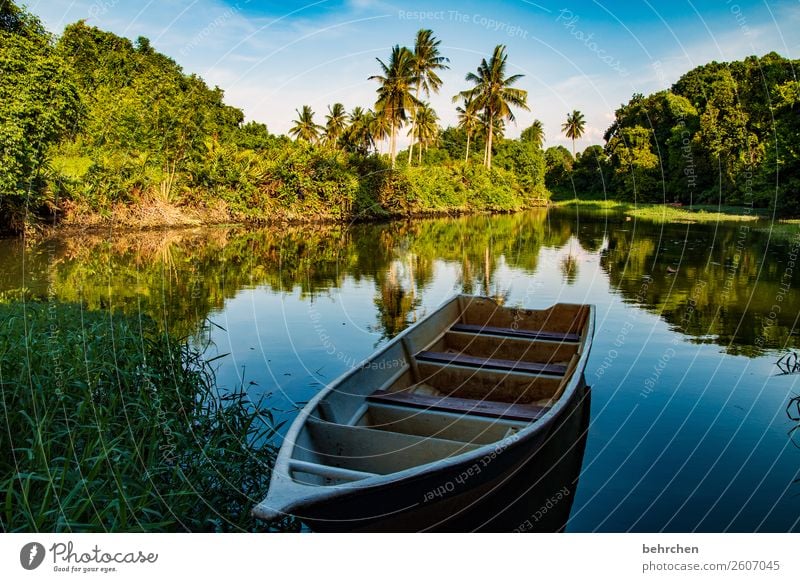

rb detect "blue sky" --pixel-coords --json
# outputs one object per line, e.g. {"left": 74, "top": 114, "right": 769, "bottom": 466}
{"left": 31, "top": 0, "right": 800, "bottom": 151}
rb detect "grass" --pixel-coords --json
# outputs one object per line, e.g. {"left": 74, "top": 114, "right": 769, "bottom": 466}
{"left": 752, "top": 220, "right": 800, "bottom": 242}
{"left": 0, "top": 302, "right": 296, "bottom": 532}
{"left": 553, "top": 199, "right": 763, "bottom": 223}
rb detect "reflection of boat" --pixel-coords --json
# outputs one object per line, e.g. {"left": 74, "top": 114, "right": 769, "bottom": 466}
{"left": 446, "top": 384, "right": 592, "bottom": 532}
{"left": 253, "top": 295, "right": 594, "bottom": 531}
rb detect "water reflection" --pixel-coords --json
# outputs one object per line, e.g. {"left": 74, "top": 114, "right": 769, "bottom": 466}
{"left": 4, "top": 210, "right": 798, "bottom": 355}
{"left": 3, "top": 210, "right": 800, "bottom": 531}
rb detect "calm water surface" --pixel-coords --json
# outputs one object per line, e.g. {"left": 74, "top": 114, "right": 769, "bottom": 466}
{"left": 3, "top": 207, "right": 800, "bottom": 531}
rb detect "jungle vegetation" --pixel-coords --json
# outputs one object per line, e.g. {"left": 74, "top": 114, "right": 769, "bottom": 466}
{"left": 2, "top": 0, "right": 799, "bottom": 235}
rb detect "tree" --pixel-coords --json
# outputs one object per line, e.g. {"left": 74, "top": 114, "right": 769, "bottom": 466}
{"left": 407, "top": 29, "right": 448, "bottom": 165}
{"left": 493, "top": 140, "right": 546, "bottom": 196}
{"left": 1, "top": 2, "right": 81, "bottom": 231}
{"left": 479, "top": 109, "right": 505, "bottom": 162}
{"left": 324, "top": 102, "right": 347, "bottom": 148}
{"left": 571, "top": 145, "right": 608, "bottom": 195}
{"left": 407, "top": 102, "right": 439, "bottom": 164}
{"left": 456, "top": 97, "right": 480, "bottom": 163}
{"left": 769, "top": 80, "right": 800, "bottom": 215}
{"left": 368, "top": 108, "right": 390, "bottom": 154}
{"left": 454, "top": 45, "right": 529, "bottom": 168}
{"left": 697, "top": 71, "right": 757, "bottom": 198}
{"left": 289, "top": 105, "right": 322, "bottom": 143}
{"left": 606, "top": 126, "right": 660, "bottom": 200}
{"left": 369, "top": 45, "right": 419, "bottom": 168}
{"left": 343, "top": 106, "right": 374, "bottom": 155}
{"left": 544, "top": 146, "right": 574, "bottom": 192}
{"left": 562, "top": 110, "right": 586, "bottom": 156}
{"left": 521, "top": 119, "right": 545, "bottom": 148}
{"left": 1, "top": 0, "right": 47, "bottom": 38}
{"left": 56, "top": 21, "right": 243, "bottom": 204}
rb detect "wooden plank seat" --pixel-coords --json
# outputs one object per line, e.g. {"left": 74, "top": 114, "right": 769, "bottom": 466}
{"left": 366, "top": 389, "right": 548, "bottom": 422}
{"left": 416, "top": 350, "right": 567, "bottom": 376}
{"left": 450, "top": 323, "right": 581, "bottom": 342}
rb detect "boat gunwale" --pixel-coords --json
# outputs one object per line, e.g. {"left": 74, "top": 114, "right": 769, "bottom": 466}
{"left": 253, "top": 295, "right": 594, "bottom": 522}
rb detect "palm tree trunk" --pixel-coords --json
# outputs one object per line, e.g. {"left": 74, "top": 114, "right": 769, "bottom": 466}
{"left": 465, "top": 133, "right": 471, "bottom": 164}
{"left": 418, "top": 139, "right": 422, "bottom": 165}
{"left": 572, "top": 138, "right": 575, "bottom": 157}
{"left": 390, "top": 123, "right": 397, "bottom": 169}
{"left": 408, "top": 86, "right": 420, "bottom": 166}
{"left": 486, "top": 114, "right": 494, "bottom": 169}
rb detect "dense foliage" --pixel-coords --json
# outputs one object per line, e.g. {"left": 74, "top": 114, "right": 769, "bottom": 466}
{"left": 600, "top": 53, "right": 800, "bottom": 214}
{"left": 0, "top": 1, "right": 81, "bottom": 231}
{"left": 0, "top": 3, "right": 545, "bottom": 233}
{"left": 2, "top": 0, "right": 799, "bottom": 234}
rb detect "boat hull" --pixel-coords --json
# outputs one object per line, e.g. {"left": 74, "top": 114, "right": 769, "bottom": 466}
{"left": 297, "top": 377, "right": 590, "bottom": 532}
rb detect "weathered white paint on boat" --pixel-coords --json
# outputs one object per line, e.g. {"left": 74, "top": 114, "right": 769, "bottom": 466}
{"left": 253, "top": 295, "right": 594, "bottom": 531}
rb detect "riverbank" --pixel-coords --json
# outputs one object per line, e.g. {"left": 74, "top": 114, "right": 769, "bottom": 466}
{"left": 24, "top": 163, "right": 548, "bottom": 236}
{"left": 29, "top": 196, "right": 793, "bottom": 237}
{"left": 553, "top": 199, "right": 770, "bottom": 223}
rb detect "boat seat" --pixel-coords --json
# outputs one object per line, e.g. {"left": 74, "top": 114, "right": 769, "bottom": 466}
{"left": 450, "top": 323, "right": 580, "bottom": 342}
{"left": 366, "top": 389, "right": 548, "bottom": 422}
{"left": 416, "top": 350, "right": 566, "bottom": 376}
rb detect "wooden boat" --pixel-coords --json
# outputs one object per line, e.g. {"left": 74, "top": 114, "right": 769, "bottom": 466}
{"left": 253, "top": 295, "right": 594, "bottom": 531}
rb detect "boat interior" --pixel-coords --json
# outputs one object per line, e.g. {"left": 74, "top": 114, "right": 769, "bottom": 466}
{"left": 288, "top": 298, "right": 590, "bottom": 486}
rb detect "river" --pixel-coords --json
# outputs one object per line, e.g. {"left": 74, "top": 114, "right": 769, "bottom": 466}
{"left": 2, "top": 207, "right": 799, "bottom": 531}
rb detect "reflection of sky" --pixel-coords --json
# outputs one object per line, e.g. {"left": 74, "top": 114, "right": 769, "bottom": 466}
{"left": 199, "top": 226, "right": 800, "bottom": 530}
{"left": 34, "top": 0, "right": 800, "bottom": 151}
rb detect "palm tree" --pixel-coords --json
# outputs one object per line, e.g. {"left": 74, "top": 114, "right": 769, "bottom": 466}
{"left": 456, "top": 97, "right": 480, "bottom": 163}
{"left": 479, "top": 111, "right": 505, "bottom": 165}
{"left": 369, "top": 45, "right": 419, "bottom": 168}
{"left": 289, "top": 105, "right": 322, "bottom": 143}
{"left": 367, "top": 108, "right": 390, "bottom": 155}
{"left": 562, "top": 110, "right": 586, "bottom": 156}
{"left": 324, "top": 102, "right": 347, "bottom": 148}
{"left": 345, "top": 106, "right": 374, "bottom": 155}
{"left": 407, "top": 102, "right": 439, "bottom": 164}
{"left": 521, "top": 119, "right": 545, "bottom": 148}
{"left": 454, "top": 45, "right": 529, "bottom": 168}
{"left": 407, "top": 29, "right": 449, "bottom": 165}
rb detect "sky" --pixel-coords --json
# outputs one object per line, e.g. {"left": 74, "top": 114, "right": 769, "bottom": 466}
{"left": 30, "top": 0, "right": 800, "bottom": 152}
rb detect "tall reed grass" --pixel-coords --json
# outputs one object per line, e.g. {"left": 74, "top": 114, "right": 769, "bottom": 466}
{"left": 0, "top": 302, "right": 296, "bottom": 532}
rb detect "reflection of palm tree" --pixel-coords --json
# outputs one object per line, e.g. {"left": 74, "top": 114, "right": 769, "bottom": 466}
{"left": 457, "top": 252, "right": 475, "bottom": 294}
{"left": 560, "top": 236, "right": 580, "bottom": 284}
{"left": 483, "top": 246, "right": 491, "bottom": 297}
{"left": 560, "top": 254, "right": 579, "bottom": 284}
{"left": 374, "top": 260, "right": 421, "bottom": 340}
